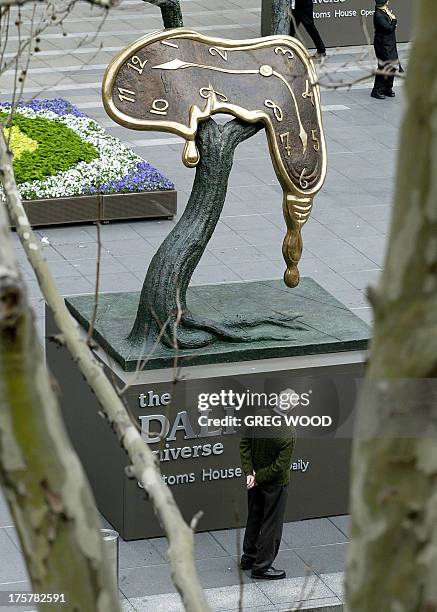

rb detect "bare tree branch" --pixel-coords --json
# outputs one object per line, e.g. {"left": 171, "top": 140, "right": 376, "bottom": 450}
{"left": 0, "top": 127, "right": 210, "bottom": 612}
{"left": 0, "top": 0, "right": 119, "bottom": 7}
{"left": 0, "top": 133, "right": 120, "bottom": 611}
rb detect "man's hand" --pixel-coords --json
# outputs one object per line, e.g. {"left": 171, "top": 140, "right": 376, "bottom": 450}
{"left": 246, "top": 473, "right": 256, "bottom": 489}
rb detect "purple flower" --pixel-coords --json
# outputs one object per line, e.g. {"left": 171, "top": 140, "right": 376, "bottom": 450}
{"left": 82, "top": 161, "right": 174, "bottom": 195}
{"left": 0, "top": 98, "right": 85, "bottom": 117}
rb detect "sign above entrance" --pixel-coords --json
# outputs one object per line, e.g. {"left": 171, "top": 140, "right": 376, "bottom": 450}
{"left": 261, "top": 0, "right": 412, "bottom": 47}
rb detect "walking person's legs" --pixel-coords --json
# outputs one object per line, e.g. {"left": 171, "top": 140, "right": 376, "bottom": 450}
{"left": 299, "top": 0, "right": 326, "bottom": 55}
{"left": 289, "top": 9, "right": 301, "bottom": 37}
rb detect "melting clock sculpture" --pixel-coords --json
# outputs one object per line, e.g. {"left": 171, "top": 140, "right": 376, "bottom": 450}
{"left": 102, "top": 29, "right": 327, "bottom": 349}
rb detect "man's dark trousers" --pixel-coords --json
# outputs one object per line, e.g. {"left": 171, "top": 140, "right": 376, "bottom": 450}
{"left": 241, "top": 484, "right": 288, "bottom": 571}
{"left": 290, "top": 0, "right": 326, "bottom": 55}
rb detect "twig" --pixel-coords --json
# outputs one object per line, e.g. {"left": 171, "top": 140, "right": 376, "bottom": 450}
{"left": 86, "top": 218, "right": 101, "bottom": 345}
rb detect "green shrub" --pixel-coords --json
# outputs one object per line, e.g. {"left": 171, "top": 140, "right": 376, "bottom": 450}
{"left": 0, "top": 112, "right": 98, "bottom": 183}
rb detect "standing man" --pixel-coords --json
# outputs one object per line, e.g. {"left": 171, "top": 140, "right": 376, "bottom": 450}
{"left": 371, "top": 0, "right": 400, "bottom": 99}
{"left": 289, "top": 0, "right": 326, "bottom": 59}
{"left": 239, "top": 420, "right": 296, "bottom": 579}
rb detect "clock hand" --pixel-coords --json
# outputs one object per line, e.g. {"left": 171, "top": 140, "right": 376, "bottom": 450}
{"left": 152, "top": 58, "right": 258, "bottom": 75}
{"left": 153, "top": 60, "right": 308, "bottom": 154}
{"left": 272, "top": 70, "right": 308, "bottom": 154}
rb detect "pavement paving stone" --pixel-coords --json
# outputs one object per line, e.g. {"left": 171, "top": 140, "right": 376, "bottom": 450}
{"left": 194, "top": 555, "right": 253, "bottom": 589}
{"left": 213, "top": 244, "right": 277, "bottom": 265}
{"left": 319, "top": 572, "right": 345, "bottom": 600}
{"left": 191, "top": 265, "right": 241, "bottom": 285}
{"left": 0, "top": 495, "right": 12, "bottom": 528}
{"left": 3, "top": 526, "right": 20, "bottom": 550}
{"left": 232, "top": 259, "right": 285, "bottom": 282}
{"left": 327, "top": 287, "right": 371, "bottom": 309}
{"left": 127, "top": 591, "right": 277, "bottom": 612}
{"left": 328, "top": 516, "right": 350, "bottom": 539}
{"left": 52, "top": 275, "right": 96, "bottom": 296}
{"left": 119, "top": 563, "right": 175, "bottom": 598}
{"left": 127, "top": 593, "right": 185, "bottom": 612}
{"left": 255, "top": 574, "right": 335, "bottom": 606}
{"left": 352, "top": 307, "right": 373, "bottom": 324}
{"left": 119, "top": 538, "right": 166, "bottom": 570}
{"left": 294, "top": 544, "right": 348, "bottom": 576}
{"left": 115, "top": 254, "right": 154, "bottom": 274}
{"left": 279, "top": 596, "right": 342, "bottom": 611}
{"left": 306, "top": 238, "right": 381, "bottom": 273}
{"left": 203, "top": 584, "right": 273, "bottom": 610}
{"left": 344, "top": 234, "right": 387, "bottom": 265}
{"left": 340, "top": 269, "right": 381, "bottom": 292}
{"left": 0, "top": 531, "right": 28, "bottom": 583}
{"left": 282, "top": 518, "right": 348, "bottom": 549}
{"left": 210, "top": 527, "right": 249, "bottom": 556}
{"left": 151, "top": 532, "right": 230, "bottom": 561}
{"left": 83, "top": 272, "right": 141, "bottom": 292}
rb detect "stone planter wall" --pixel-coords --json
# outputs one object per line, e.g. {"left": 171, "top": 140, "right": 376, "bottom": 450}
{"left": 11, "top": 190, "right": 177, "bottom": 227}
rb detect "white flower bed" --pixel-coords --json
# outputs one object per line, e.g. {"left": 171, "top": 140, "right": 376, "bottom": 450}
{"left": 0, "top": 104, "right": 147, "bottom": 200}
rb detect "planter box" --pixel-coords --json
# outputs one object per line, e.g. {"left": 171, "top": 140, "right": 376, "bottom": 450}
{"left": 12, "top": 189, "right": 177, "bottom": 228}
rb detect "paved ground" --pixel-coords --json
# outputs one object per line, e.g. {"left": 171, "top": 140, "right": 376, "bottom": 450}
{"left": 0, "top": 490, "right": 348, "bottom": 611}
{"left": 0, "top": 0, "right": 408, "bottom": 610}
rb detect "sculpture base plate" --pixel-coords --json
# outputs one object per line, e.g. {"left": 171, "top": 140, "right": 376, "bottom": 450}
{"left": 66, "top": 278, "right": 370, "bottom": 371}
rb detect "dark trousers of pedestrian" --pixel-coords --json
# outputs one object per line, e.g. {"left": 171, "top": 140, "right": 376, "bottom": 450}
{"left": 373, "top": 62, "right": 396, "bottom": 95}
{"left": 290, "top": 0, "right": 326, "bottom": 55}
{"left": 241, "top": 484, "right": 288, "bottom": 572}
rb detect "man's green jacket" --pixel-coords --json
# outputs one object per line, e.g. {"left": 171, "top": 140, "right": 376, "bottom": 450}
{"left": 239, "top": 429, "right": 296, "bottom": 486}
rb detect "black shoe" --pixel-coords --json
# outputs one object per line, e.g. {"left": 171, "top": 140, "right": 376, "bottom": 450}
{"left": 385, "top": 89, "right": 396, "bottom": 97}
{"left": 371, "top": 90, "right": 385, "bottom": 100}
{"left": 251, "top": 567, "right": 286, "bottom": 580}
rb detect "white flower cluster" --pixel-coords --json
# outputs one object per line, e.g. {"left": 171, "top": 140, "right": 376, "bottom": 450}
{"left": 0, "top": 105, "right": 144, "bottom": 200}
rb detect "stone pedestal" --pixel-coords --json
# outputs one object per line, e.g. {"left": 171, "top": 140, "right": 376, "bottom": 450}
{"left": 46, "top": 278, "right": 370, "bottom": 539}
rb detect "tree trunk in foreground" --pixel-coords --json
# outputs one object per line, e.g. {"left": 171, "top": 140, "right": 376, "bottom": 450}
{"left": 0, "top": 169, "right": 119, "bottom": 610}
{"left": 346, "top": 2, "right": 437, "bottom": 610}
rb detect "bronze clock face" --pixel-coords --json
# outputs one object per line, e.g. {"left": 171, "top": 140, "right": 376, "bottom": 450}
{"left": 102, "top": 28, "right": 327, "bottom": 198}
